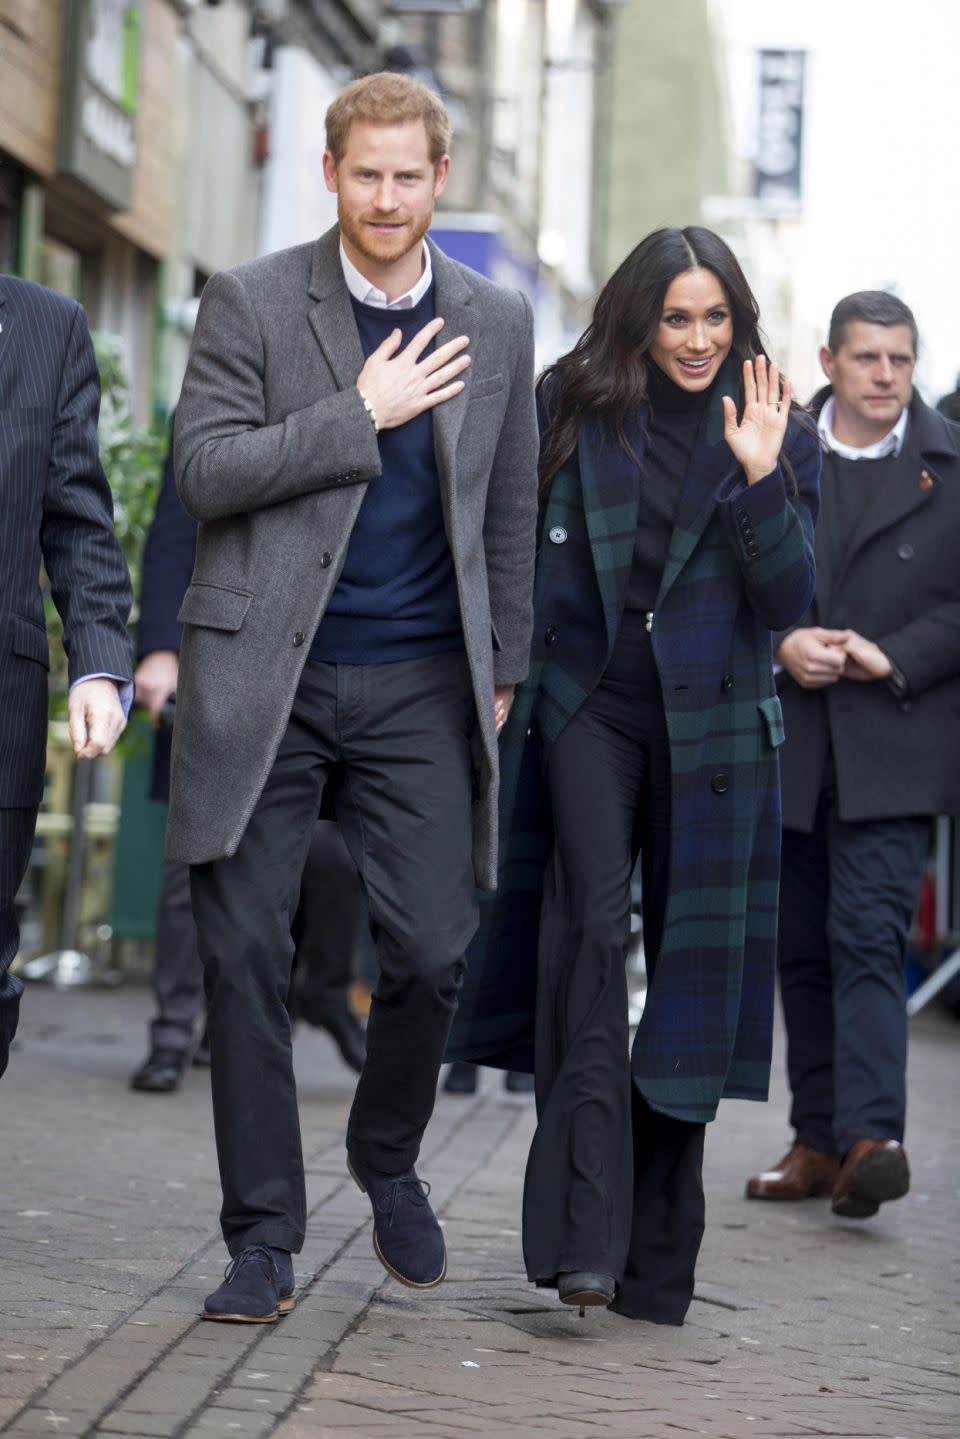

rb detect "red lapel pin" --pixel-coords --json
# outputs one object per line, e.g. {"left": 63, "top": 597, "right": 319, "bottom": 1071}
{"left": 919, "top": 470, "right": 933, "bottom": 490}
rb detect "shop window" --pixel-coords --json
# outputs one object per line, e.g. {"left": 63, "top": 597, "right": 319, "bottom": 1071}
{"left": 39, "top": 236, "right": 83, "bottom": 300}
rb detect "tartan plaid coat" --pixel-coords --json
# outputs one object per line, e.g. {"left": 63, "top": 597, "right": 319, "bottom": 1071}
{"left": 447, "top": 372, "right": 821, "bottom": 1123}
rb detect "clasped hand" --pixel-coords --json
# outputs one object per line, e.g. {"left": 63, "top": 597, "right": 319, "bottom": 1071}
{"left": 776, "top": 628, "right": 893, "bottom": 689}
{"left": 356, "top": 317, "right": 471, "bottom": 430}
{"left": 722, "top": 356, "right": 792, "bottom": 486}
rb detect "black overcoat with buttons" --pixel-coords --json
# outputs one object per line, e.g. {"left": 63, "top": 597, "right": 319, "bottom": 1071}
{"left": 776, "top": 389, "right": 960, "bottom": 831}
{"left": 448, "top": 375, "right": 821, "bottom": 1123}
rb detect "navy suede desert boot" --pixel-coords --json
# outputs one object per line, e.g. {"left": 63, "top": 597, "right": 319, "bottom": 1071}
{"left": 202, "top": 1244, "right": 295, "bottom": 1323}
{"left": 348, "top": 1154, "right": 446, "bottom": 1288}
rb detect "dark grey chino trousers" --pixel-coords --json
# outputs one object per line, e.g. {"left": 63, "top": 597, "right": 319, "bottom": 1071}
{"left": 190, "top": 652, "right": 479, "bottom": 1257}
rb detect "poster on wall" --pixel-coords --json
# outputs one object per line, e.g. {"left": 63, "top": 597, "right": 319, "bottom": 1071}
{"left": 58, "top": 0, "right": 142, "bottom": 210}
{"left": 752, "top": 48, "right": 806, "bottom": 211}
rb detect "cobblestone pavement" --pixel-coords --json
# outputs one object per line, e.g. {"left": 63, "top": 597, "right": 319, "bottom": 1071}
{"left": 2, "top": 983, "right": 958, "bottom": 1438}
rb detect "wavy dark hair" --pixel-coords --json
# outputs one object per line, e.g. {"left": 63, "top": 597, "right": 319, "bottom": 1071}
{"left": 538, "top": 226, "right": 791, "bottom": 496}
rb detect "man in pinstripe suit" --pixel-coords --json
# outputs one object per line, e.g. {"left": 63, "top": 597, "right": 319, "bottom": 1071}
{"left": 0, "top": 275, "right": 133, "bottom": 1080}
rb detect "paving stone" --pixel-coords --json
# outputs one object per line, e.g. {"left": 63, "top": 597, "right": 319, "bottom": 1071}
{"left": 3, "top": 985, "right": 959, "bottom": 1438}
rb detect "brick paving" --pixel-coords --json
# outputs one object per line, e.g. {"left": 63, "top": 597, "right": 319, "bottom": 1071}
{"left": 2, "top": 983, "right": 958, "bottom": 1438}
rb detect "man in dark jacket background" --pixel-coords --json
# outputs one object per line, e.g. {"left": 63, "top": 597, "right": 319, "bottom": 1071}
{"left": 130, "top": 428, "right": 370, "bottom": 1091}
{"left": 746, "top": 292, "right": 960, "bottom": 1218}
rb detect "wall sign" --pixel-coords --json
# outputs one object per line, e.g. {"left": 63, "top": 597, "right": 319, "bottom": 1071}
{"left": 753, "top": 49, "right": 806, "bottom": 210}
{"left": 58, "top": 0, "right": 143, "bottom": 210}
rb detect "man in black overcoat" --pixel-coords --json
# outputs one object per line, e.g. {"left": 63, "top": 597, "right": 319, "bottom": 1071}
{"left": 0, "top": 276, "right": 132, "bottom": 1079}
{"left": 746, "top": 292, "right": 960, "bottom": 1218}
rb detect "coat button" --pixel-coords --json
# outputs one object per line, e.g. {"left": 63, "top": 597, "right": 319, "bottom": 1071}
{"left": 544, "top": 625, "right": 558, "bottom": 646}
{"left": 721, "top": 674, "right": 734, "bottom": 692}
{"left": 548, "top": 526, "right": 568, "bottom": 544}
{"left": 897, "top": 543, "right": 914, "bottom": 561}
{"left": 711, "top": 773, "right": 729, "bottom": 795}
{"left": 293, "top": 631, "right": 305, "bottom": 647}
{"left": 320, "top": 551, "right": 332, "bottom": 568}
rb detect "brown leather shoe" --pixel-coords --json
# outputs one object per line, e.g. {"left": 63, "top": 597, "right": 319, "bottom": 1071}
{"left": 745, "top": 1141, "right": 839, "bottom": 1201}
{"left": 831, "top": 1139, "right": 910, "bottom": 1219}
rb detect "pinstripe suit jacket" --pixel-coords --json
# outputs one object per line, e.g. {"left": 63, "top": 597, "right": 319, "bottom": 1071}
{"left": 0, "top": 277, "right": 133, "bottom": 807}
{"left": 449, "top": 372, "right": 821, "bottom": 1123}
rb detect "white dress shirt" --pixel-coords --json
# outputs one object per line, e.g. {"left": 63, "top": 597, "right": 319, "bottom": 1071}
{"left": 339, "top": 242, "right": 433, "bottom": 310}
{"left": 817, "top": 395, "right": 909, "bottom": 460}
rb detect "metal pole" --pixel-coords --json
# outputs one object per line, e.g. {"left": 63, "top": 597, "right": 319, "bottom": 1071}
{"left": 58, "top": 758, "right": 93, "bottom": 951}
{"left": 22, "top": 757, "right": 114, "bottom": 988}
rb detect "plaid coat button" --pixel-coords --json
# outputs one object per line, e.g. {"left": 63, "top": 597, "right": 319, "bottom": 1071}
{"left": 711, "top": 773, "right": 730, "bottom": 794}
{"left": 549, "top": 526, "right": 568, "bottom": 544}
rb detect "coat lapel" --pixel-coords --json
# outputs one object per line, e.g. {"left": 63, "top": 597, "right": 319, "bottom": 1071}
{"left": 812, "top": 455, "right": 839, "bottom": 620}
{"left": 577, "top": 414, "right": 643, "bottom": 652}
{"left": 830, "top": 429, "right": 941, "bottom": 599}
{"left": 428, "top": 239, "right": 480, "bottom": 526}
{"left": 306, "top": 227, "right": 367, "bottom": 391}
{"left": 657, "top": 359, "right": 740, "bottom": 608}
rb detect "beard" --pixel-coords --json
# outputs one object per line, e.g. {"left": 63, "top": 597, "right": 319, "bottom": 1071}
{"left": 337, "top": 199, "right": 432, "bottom": 267}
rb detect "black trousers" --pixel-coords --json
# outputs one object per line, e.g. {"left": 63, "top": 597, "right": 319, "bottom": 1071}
{"left": 149, "top": 820, "right": 374, "bottom": 1055}
{"left": 148, "top": 859, "right": 203, "bottom": 1053}
{"left": 523, "top": 622, "right": 706, "bottom": 1324}
{"left": 779, "top": 786, "right": 930, "bottom": 1157}
{"left": 289, "top": 818, "right": 379, "bottom": 1004}
{"left": 0, "top": 805, "right": 38, "bottom": 1080}
{"left": 190, "top": 653, "right": 478, "bottom": 1256}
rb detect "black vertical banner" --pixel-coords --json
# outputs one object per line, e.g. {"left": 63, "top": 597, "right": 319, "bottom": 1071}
{"left": 753, "top": 49, "right": 806, "bottom": 208}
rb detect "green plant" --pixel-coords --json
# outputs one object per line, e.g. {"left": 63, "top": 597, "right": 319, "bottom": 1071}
{"left": 44, "top": 332, "right": 167, "bottom": 717}
{"left": 91, "top": 330, "right": 167, "bottom": 601}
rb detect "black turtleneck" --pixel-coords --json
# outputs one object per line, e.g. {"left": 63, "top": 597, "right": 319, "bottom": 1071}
{"left": 623, "top": 363, "right": 711, "bottom": 616}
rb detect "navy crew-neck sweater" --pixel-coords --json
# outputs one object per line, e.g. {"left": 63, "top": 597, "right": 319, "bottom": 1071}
{"left": 309, "top": 285, "right": 464, "bottom": 665}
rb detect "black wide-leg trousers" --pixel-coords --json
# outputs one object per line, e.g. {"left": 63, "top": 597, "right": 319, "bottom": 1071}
{"left": 523, "top": 631, "right": 706, "bottom": 1324}
{"left": 778, "top": 786, "right": 930, "bottom": 1158}
{"left": 190, "top": 653, "right": 478, "bottom": 1257}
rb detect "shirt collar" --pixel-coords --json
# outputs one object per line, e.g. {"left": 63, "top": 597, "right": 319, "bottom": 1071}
{"left": 818, "top": 394, "right": 909, "bottom": 460}
{"left": 339, "top": 241, "right": 433, "bottom": 310}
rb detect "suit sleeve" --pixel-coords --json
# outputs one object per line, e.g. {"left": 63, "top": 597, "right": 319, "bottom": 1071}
{"left": 41, "top": 303, "right": 133, "bottom": 685}
{"left": 136, "top": 429, "right": 198, "bottom": 661}
{"left": 175, "top": 270, "right": 382, "bottom": 522}
{"left": 879, "top": 602, "right": 960, "bottom": 697}
{"left": 717, "top": 418, "right": 821, "bottom": 632}
{"left": 483, "top": 292, "right": 539, "bottom": 686}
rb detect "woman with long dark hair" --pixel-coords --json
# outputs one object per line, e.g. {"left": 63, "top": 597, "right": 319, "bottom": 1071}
{"left": 448, "top": 226, "right": 821, "bottom": 1324}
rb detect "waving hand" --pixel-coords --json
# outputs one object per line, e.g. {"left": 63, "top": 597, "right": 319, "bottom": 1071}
{"left": 722, "top": 356, "right": 793, "bottom": 486}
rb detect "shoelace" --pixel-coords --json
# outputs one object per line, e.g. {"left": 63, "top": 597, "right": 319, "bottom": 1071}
{"left": 222, "top": 1243, "right": 277, "bottom": 1285}
{"left": 373, "top": 1176, "right": 432, "bottom": 1228}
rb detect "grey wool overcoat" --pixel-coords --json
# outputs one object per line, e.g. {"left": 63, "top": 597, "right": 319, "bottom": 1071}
{"left": 166, "top": 226, "right": 539, "bottom": 888}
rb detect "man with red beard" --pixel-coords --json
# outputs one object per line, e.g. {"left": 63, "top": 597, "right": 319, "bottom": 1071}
{"left": 170, "top": 73, "right": 538, "bottom": 1321}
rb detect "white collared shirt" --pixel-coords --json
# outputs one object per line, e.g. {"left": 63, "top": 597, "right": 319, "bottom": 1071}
{"left": 339, "top": 241, "right": 433, "bottom": 310}
{"left": 818, "top": 394, "right": 909, "bottom": 460}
